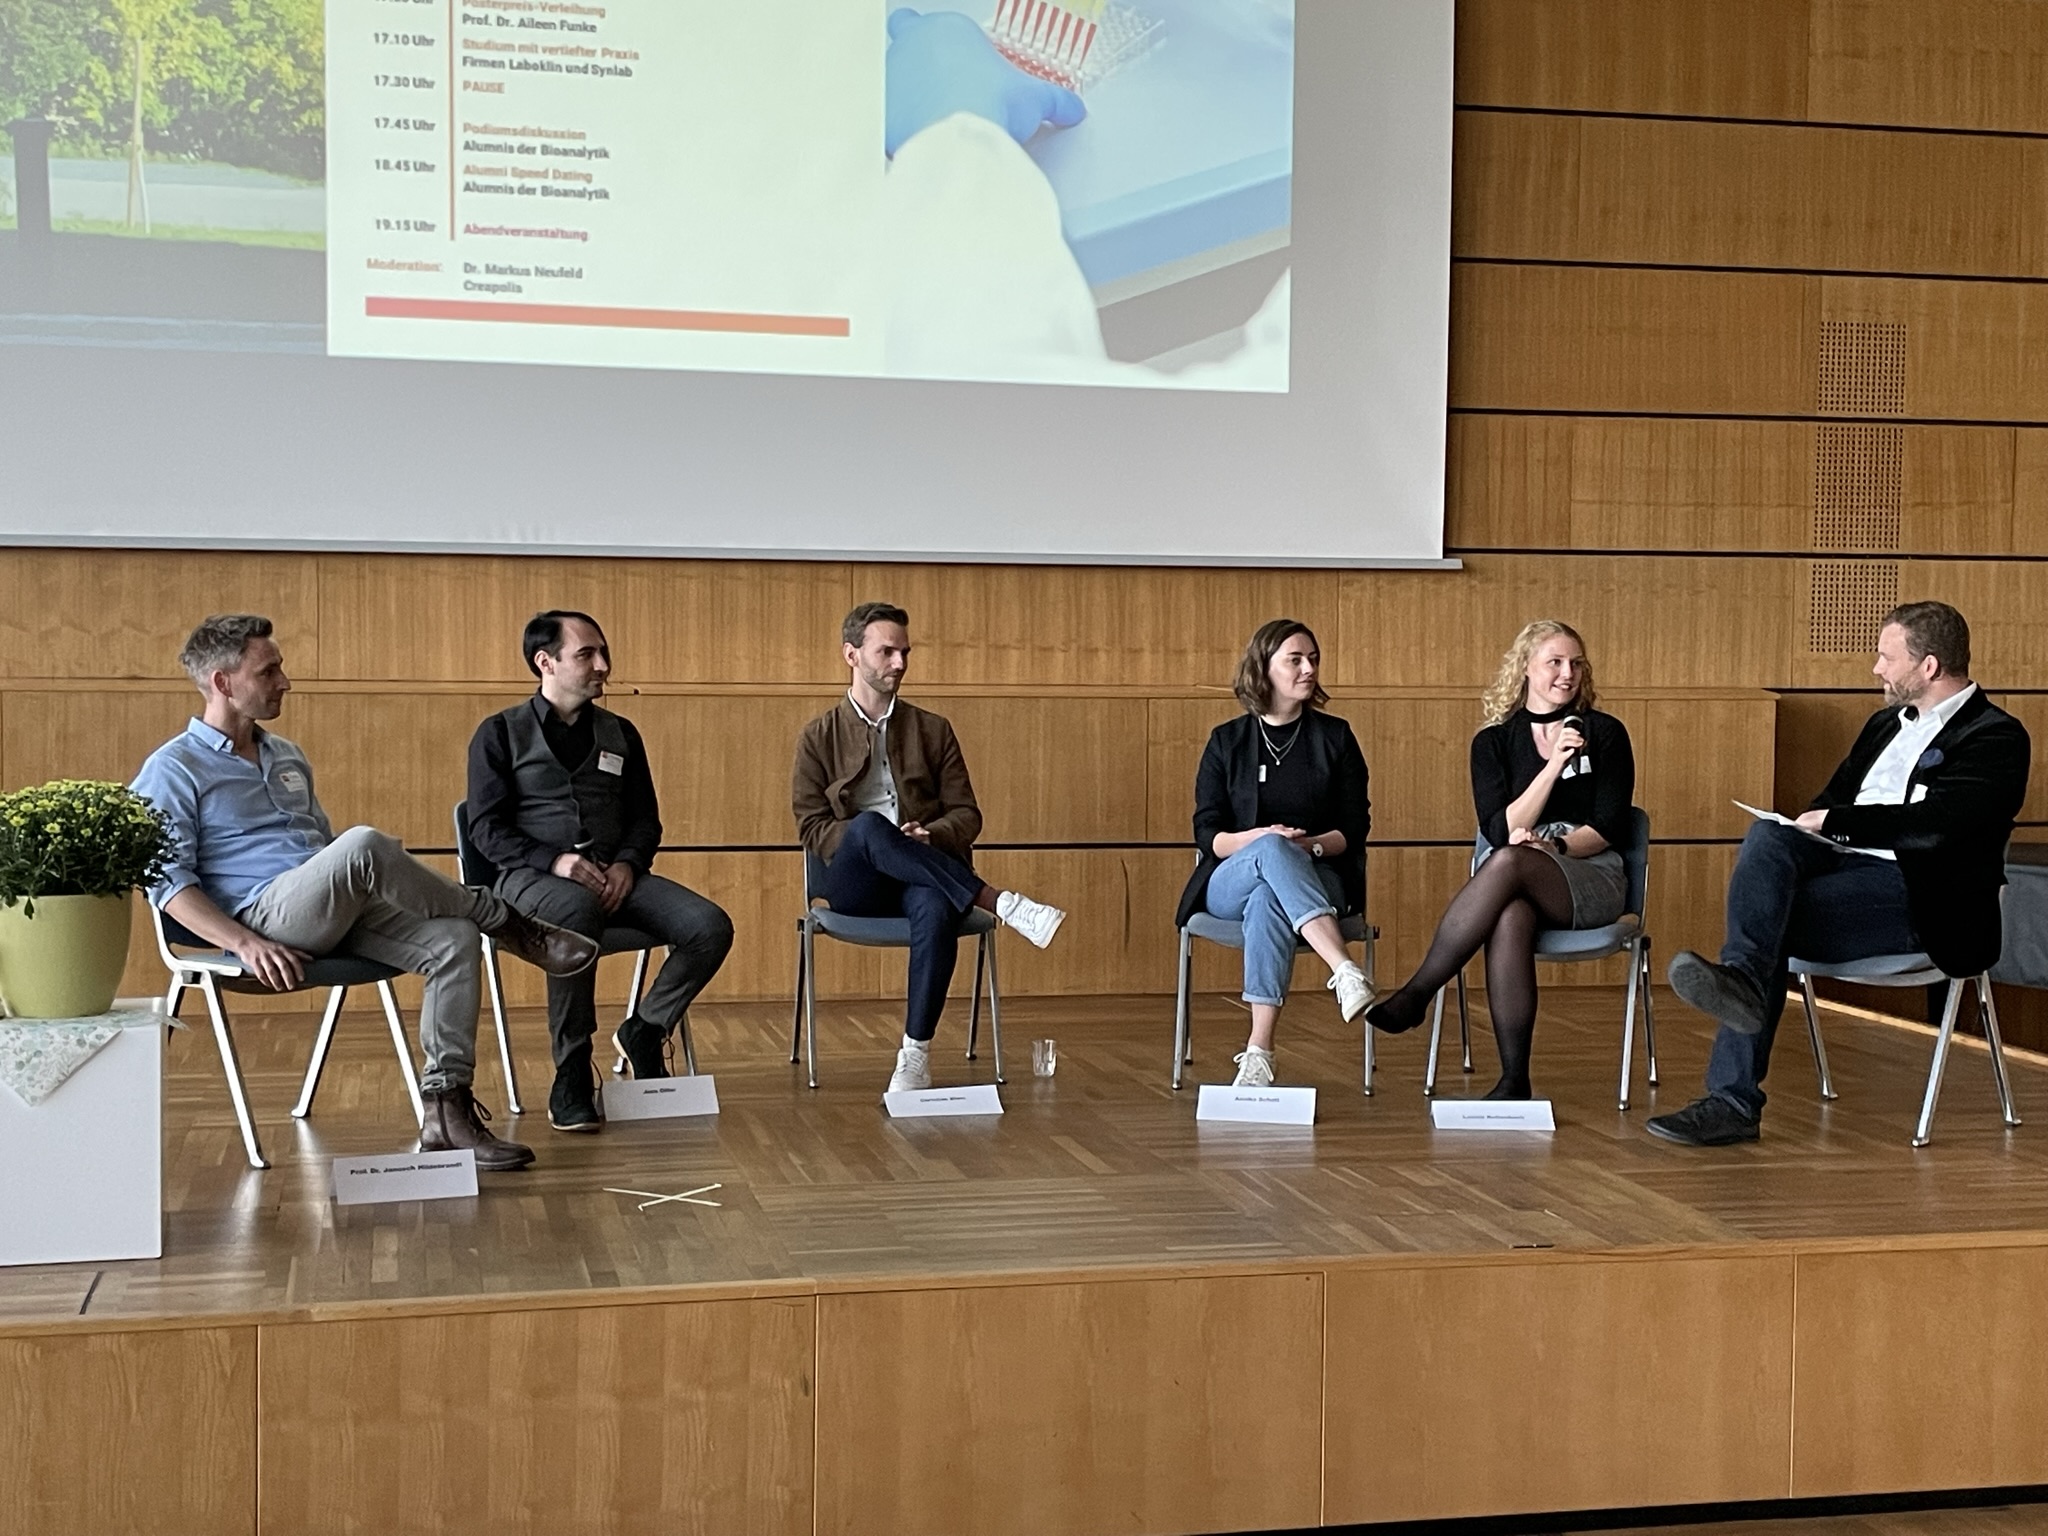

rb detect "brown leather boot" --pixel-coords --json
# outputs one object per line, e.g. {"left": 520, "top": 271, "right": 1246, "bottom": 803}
{"left": 487, "top": 910, "right": 600, "bottom": 977}
{"left": 419, "top": 1085, "right": 536, "bottom": 1171}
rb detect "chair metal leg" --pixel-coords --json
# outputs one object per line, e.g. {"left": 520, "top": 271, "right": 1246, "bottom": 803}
{"left": 1172, "top": 929, "right": 1194, "bottom": 1090}
{"left": 676, "top": 1007, "right": 698, "bottom": 1076}
{"left": 801, "top": 919, "right": 819, "bottom": 1090}
{"left": 1913, "top": 979, "right": 1965, "bottom": 1148}
{"left": 1978, "top": 974, "right": 2021, "bottom": 1129}
{"left": 1424, "top": 984, "right": 1445, "bottom": 1097}
{"left": 482, "top": 937, "right": 521, "bottom": 1115}
{"left": 1641, "top": 937, "right": 1660, "bottom": 1087}
{"left": 201, "top": 974, "right": 268, "bottom": 1171}
{"left": 1457, "top": 968, "right": 1473, "bottom": 1072}
{"left": 163, "top": 974, "right": 188, "bottom": 1020}
{"left": 627, "top": 948, "right": 650, "bottom": 1014}
{"left": 290, "top": 985, "right": 348, "bottom": 1119}
{"left": 377, "top": 980, "right": 425, "bottom": 1126}
{"left": 1800, "top": 975, "right": 1838, "bottom": 1101}
{"left": 790, "top": 921, "right": 806, "bottom": 1064}
{"left": 985, "top": 934, "right": 1006, "bottom": 1086}
{"left": 966, "top": 935, "right": 986, "bottom": 1061}
{"left": 1618, "top": 939, "right": 1642, "bottom": 1112}
{"left": 1361, "top": 966, "right": 1376, "bottom": 1099}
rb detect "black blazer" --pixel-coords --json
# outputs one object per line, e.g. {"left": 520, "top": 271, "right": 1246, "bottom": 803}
{"left": 1811, "top": 688, "right": 2031, "bottom": 979}
{"left": 1175, "top": 710, "right": 1371, "bottom": 928}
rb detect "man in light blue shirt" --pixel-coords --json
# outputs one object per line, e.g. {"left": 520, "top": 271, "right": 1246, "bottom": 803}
{"left": 133, "top": 614, "right": 601, "bottom": 1172}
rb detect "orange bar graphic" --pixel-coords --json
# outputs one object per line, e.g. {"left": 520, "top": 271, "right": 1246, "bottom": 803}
{"left": 366, "top": 296, "right": 850, "bottom": 338}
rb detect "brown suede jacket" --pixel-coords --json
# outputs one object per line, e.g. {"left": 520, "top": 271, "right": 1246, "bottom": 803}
{"left": 791, "top": 696, "right": 982, "bottom": 863}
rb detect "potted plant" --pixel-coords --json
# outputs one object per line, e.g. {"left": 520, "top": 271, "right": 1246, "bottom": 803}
{"left": 0, "top": 780, "right": 173, "bottom": 1018}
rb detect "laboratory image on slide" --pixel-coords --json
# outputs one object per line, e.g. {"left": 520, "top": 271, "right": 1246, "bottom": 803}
{"left": 0, "top": 0, "right": 326, "bottom": 353}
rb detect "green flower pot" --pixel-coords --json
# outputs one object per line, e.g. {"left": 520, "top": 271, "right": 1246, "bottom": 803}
{"left": 0, "top": 893, "right": 134, "bottom": 1019}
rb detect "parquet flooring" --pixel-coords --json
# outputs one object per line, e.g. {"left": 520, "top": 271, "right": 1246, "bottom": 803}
{"left": 7, "top": 984, "right": 2048, "bottom": 1326}
{"left": 1597, "top": 1503, "right": 2048, "bottom": 1536}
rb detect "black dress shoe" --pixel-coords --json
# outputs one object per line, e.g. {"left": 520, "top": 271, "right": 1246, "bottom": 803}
{"left": 548, "top": 1055, "right": 603, "bottom": 1133}
{"left": 1646, "top": 1094, "right": 1760, "bottom": 1147}
{"left": 612, "top": 1014, "right": 670, "bottom": 1080}
{"left": 1668, "top": 950, "right": 1768, "bottom": 1036}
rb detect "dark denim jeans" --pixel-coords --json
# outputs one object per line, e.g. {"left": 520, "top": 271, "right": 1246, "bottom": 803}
{"left": 818, "top": 812, "right": 983, "bottom": 1042}
{"left": 1705, "top": 819, "right": 1917, "bottom": 1119}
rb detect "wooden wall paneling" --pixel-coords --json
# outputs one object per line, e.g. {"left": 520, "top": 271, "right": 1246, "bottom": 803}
{"left": 814, "top": 1273, "right": 1323, "bottom": 1536}
{"left": 1564, "top": 419, "right": 1813, "bottom": 554}
{"left": 1341, "top": 558, "right": 1799, "bottom": 691}
{"left": 1450, "top": 265, "right": 1819, "bottom": 417}
{"left": 1901, "top": 427, "right": 2018, "bottom": 555}
{"left": 1791, "top": 1243, "right": 2048, "bottom": 1496}
{"left": 1630, "top": 696, "right": 1779, "bottom": 840}
{"left": 1994, "top": 695, "right": 2048, "bottom": 824}
{"left": 626, "top": 692, "right": 837, "bottom": 846}
{"left": 1323, "top": 1254, "right": 1796, "bottom": 1523}
{"left": 1902, "top": 560, "right": 2048, "bottom": 689}
{"left": 940, "top": 695, "right": 1152, "bottom": 844}
{"left": 0, "top": 551, "right": 320, "bottom": 680}
{"left": 1822, "top": 276, "right": 2048, "bottom": 425}
{"left": 858, "top": 565, "right": 1345, "bottom": 688}
{"left": 1807, "top": 0, "right": 2048, "bottom": 134}
{"left": 0, "top": 1325, "right": 257, "bottom": 1536}
{"left": 1444, "top": 414, "right": 1576, "bottom": 550}
{"left": 1367, "top": 844, "right": 1479, "bottom": 982}
{"left": 1455, "top": 113, "right": 2041, "bottom": 278}
{"left": 284, "top": 689, "right": 522, "bottom": 848}
{"left": 314, "top": 553, "right": 854, "bottom": 684}
{"left": 1454, "top": 0, "right": 1812, "bottom": 119}
{"left": 0, "top": 687, "right": 195, "bottom": 791}
{"left": 975, "top": 848, "right": 1184, "bottom": 996}
{"left": 1772, "top": 693, "right": 1878, "bottom": 810}
{"left": 258, "top": 1296, "right": 816, "bottom": 1536}
{"left": 2008, "top": 430, "right": 2048, "bottom": 553}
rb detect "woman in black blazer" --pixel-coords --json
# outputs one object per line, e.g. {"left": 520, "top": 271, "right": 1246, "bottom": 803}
{"left": 1177, "top": 619, "right": 1372, "bottom": 1088}
{"left": 1365, "top": 619, "right": 1635, "bottom": 1099}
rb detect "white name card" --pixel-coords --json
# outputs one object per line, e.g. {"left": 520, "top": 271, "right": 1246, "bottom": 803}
{"left": 1430, "top": 1099, "right": 1556, "bottom": 1131}
{"left": 332, "top": 1150, "right": 478, "bottom": 1205}
{"left": 884, "top": 1083, "right": 1004, "bottom": 1118}
{"left": 601, "top": 1074, "right": 720, "bottom": 1121}
{"left": 1196, "top": 1083, "right": 1318, "bottom": 1125}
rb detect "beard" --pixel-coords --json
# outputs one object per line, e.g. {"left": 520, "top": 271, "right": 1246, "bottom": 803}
{"left": 1883, "top": 675, "right": 1927, "bottom": 710}
{"left": 859, "top": 664, "right": 902, "bottom": 696}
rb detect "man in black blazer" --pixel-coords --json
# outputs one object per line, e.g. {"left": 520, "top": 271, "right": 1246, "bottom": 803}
{"left": 1648, "top": 601, "right": 2031, "bottom": 1146}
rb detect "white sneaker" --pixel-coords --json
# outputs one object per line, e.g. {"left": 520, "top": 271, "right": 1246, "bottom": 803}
{"left": 1328, "top": 962, "right": 1373, "bottom": 1024}
{"left": 887, "top": 1044, "right": 932, "bottom": 1094}
{"left": 996, "top": 891, "right": 1066, "bottom": 949}
{"left": 1231, "top": 1046, "right": 1276, "bottom": 1088}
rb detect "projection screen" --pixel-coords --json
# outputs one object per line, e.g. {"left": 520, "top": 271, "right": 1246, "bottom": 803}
{"left": 0, "top": 0, "right": 1453, "bottom": 565}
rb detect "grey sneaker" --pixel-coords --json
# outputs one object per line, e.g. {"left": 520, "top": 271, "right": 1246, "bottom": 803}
{"left": 1668, "top": 950, "right": 1768, "bottom": 1036}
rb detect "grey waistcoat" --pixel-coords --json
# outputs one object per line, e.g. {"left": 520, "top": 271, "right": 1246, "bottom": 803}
{"left": 500, "top": 702, "right": 631, "bottom": 863}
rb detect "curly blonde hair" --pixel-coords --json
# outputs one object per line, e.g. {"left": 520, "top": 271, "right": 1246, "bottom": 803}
{"left": 1481, "top": 620, "right": 1595, "bottom": 725}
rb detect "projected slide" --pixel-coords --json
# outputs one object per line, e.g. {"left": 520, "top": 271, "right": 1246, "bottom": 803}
{"left": 2, "top": 0, "right": 1298, "bottom": 391}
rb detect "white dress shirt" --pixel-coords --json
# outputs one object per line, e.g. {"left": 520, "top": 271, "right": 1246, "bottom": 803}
{"left": 846, "top": 692, "right": 901, "bottom": 826}
{"left": 1844, "top": 683, "right": 1977, "bottom": 860}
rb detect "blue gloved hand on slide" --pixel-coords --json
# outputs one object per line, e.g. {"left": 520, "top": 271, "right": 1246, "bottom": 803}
{"left": 885, "top": 7, "right": 1087, "bottom": 157}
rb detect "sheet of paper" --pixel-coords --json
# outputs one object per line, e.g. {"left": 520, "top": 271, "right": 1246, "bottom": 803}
{"left": 1429, "top": 1099, "right": 1556, "bottom": 1131}
{"left": 1195, "top": 1083, "right": 1317, "bottom": 1126}
{"left": 883, "top": 1083, "right": 1004, "bottom": 1119}
{"left": 1733, "top": 800, "right": 1834, "bottom": 843}
{"left": 601, "top": 1074, "right": 719, "bottom": 1121}
{"left": 332, "top": 1150, "right": 478, "bottom": 1205}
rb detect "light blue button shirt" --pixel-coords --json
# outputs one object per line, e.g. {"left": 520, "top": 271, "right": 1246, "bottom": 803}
{"left": 130, "top": 718, "right": 333, "bottom": 916}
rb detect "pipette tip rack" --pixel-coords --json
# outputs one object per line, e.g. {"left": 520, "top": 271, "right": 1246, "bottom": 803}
{"left": 988, "top": 0, "right": 1160, "bottom": 93}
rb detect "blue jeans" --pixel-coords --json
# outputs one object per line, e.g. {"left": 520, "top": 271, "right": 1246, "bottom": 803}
{"left": 1203, "top": 834, "right": 1347, "bottom": 1006}
{"left": 818, "top": 812, "right": 983, "bottom": 1042}
{"left": 1705, "top": 820, "right": 1918, "bottom": 1119}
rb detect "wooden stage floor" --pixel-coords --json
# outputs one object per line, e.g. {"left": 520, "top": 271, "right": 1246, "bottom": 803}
{"left": 6, "top": 984, "right": 2047, "bottom": 1324}
{"left": 11, "top": 985, "right": 2048, "bottom": 1536}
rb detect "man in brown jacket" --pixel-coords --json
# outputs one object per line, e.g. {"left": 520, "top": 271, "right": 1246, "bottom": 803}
{"left": 793, "top": 602, "right": 1066, "bottom": 1092}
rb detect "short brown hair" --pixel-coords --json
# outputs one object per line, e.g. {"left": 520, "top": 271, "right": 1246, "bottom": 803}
{"left": 178, "top": 614, "right": 273, "bottom": 690}
{"left": 1233, "top": 619, "right": 1327, "bottom": 714}
{"left": 1884, "top": 601, "right": 1970, "bottom": 678}
{"left": 843, "top": 602, "right": 909, "bottom": 648}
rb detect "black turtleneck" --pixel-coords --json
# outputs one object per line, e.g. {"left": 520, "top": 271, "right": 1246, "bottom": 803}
{"left": 1469, "top": 701, "right": 1635, "bottom": 852}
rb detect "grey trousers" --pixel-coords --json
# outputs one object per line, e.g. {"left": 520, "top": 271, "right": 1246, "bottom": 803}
{"left": 496, "top": 866, "right": 734, "bottom": 1067}
{"left": 238, "top": 826, "right": 510, "bottom": 1093}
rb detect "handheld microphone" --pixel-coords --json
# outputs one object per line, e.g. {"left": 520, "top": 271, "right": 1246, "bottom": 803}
{"left": 1558, "top": 715, "right": 1585, "bottom": 760}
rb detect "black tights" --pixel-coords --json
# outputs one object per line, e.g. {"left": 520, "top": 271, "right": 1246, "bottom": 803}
{"left": 1365, "top": 845, "right": 1573, "bottom": 1097}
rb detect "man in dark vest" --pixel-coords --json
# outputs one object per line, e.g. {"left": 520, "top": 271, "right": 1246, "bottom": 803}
{"left": 466, "top": 611, "right": 735, "bottom": 1132}
{"left": 1648, "top": 601, "right": 2031, "bottom": 1146}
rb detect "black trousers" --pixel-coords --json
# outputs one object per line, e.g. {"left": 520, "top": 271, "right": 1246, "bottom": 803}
{"left": 498, "top": 866, "right": 734, "bottom": 1068}
{"left": 818, "top": 812, "right": 983, "bottom": 1042}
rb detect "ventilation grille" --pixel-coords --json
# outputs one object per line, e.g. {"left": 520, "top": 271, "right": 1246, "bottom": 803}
{"left": 1812, "top": 423, "right": 1903, "bottom": 551}
{"left": 1817, "top": 320, "right": 1906, "bottom": 415}
{"left": 1809, "top": 560, "right": 1899, "bottom": 654}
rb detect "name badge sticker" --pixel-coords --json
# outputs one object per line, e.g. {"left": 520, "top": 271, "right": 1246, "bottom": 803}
{"left": 597, "top": 751, "right": 625, "bottom": 775}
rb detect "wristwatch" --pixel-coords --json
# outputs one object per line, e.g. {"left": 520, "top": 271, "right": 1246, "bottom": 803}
{"left": 1311, "top": 840, "right": 1325, "bottom": 859}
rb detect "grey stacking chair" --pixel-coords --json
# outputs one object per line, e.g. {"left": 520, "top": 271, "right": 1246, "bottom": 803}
{"left": 791, "top": 849, "right": 1003, "bottom": 1090}
{"left": 1791, "top": 943, "right": 2020, "bottom": 1148}
{"left": 452, "top": 803, "right": 685, "bottom": 1114}
{"left": 1169, "top": 849, "right": 1380, "bottom": 1093}
{"left": 1427, "top": 807, "right": 1658, "bottom": 1110}
{"left": 154, "top": 903, "right": 421, "bottom": 1171}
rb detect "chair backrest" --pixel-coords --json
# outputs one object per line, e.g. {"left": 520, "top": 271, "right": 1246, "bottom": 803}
{"left": 452, "top": 801, "right": 499, "bottom": 889}
{"left": 1472, "top": 806, "right": 1652, "bottom": 918}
